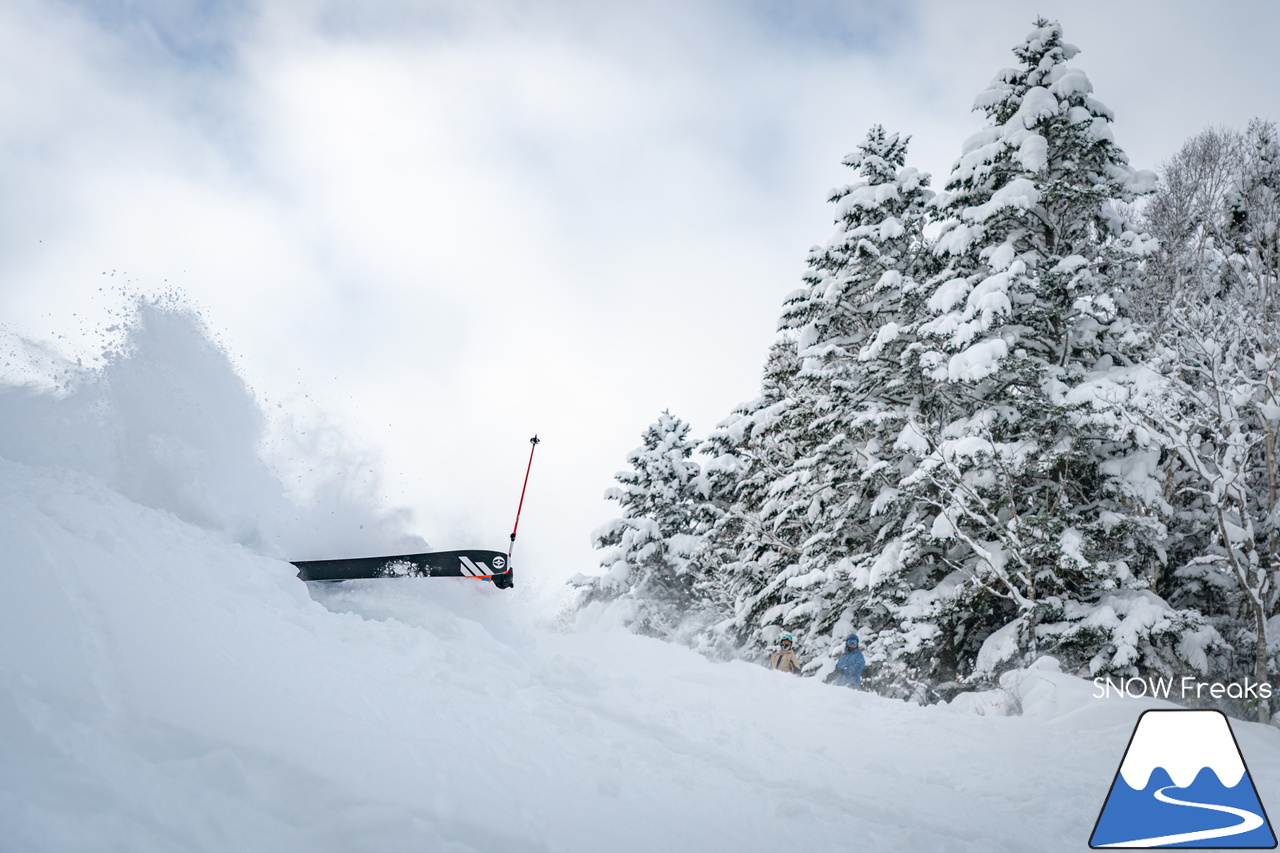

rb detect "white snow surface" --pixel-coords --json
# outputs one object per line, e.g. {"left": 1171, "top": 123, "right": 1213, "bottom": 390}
{"left": 3, "top": 306, "right": 1280, "bottom": 851}
{"left": 6, "top": 456, "right": 1254, "bottom": 853}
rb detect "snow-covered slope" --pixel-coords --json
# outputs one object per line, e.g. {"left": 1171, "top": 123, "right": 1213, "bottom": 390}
{"left": 9, "top": 455, "right": 1280, "bottom": 852}
{"left": 2, "top": 305, "right": 1277, "bottom": 851}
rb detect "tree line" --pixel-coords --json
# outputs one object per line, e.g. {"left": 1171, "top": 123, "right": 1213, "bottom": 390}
{"left": 572, "top": 19, "right": 1280, "bottom": 723}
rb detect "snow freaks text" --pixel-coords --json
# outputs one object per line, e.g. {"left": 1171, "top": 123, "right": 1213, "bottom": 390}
{"left": 1093, "top": 677, "right": 1275, "bottom": 702}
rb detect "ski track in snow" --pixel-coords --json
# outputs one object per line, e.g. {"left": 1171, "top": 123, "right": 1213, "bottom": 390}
{"left": 2, "top": 455, "right": 1280, "bottom": 852}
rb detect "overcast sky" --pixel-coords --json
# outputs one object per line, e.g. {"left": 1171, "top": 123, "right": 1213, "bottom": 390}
{"left": 2, "top": 0, "right": 1278, "bottom": 584}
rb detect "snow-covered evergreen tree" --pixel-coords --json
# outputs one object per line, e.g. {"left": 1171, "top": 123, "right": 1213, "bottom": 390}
{"left": 601, "top": 19, "right": 1259, "bottom": 705}
{"left": 694, "top": 127, "right": 937, "bottom": 676}
{"left": 688, "top": 339, "right": 816, "bottom": 658}
{"left": 572, "top": 411, "right": 709, "bottom": 639}
{"left": 775, "top": 125, "right": 934, "bottom": 574}
{"left": 865, "top": 19, "right": 1213, "bottom": 687}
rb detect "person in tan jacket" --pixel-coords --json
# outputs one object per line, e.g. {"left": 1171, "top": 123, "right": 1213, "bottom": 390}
{"left": 768, "top": 633, "right": 802, "bottom": 675}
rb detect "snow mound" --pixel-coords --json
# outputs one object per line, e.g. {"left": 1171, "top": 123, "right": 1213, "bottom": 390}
{"left": 949, "top": 657, "right": 1104, "bottom": 719}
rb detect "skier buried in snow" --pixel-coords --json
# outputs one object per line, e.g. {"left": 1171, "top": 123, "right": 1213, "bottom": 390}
{"left": 769, "top": 633, "right": 802, "bottom": 675}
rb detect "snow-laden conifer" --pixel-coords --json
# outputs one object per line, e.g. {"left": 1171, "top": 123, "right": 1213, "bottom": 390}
{"left": 870, "top": 19, "right": 1208, "bottom": 687}
{"left": 695, "top": 127, "right": 936, "bottom": 675}
{"left": 688, "top": 339, "right": 815, "bottom": 658}
{"left": 572, "top": 411, "right": 708, "bottom": 639}
{"left": 610, "top": 19, "right": 1248, "bottom": 700}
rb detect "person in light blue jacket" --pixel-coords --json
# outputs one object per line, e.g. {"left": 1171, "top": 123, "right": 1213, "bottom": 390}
{"left": 828, "top": 634, "right": 865, "bottom": 688}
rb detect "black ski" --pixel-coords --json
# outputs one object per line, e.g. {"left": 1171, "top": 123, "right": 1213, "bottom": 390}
{"left": 292, "top": 549, "right": 513, "bottom": 589}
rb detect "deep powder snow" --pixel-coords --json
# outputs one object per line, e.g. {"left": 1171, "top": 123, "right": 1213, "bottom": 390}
{"left": 2, "top": 303, "right": 1277, "bottom": 852}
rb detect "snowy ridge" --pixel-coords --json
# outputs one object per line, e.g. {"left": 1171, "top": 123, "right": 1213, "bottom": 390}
{"left": 1118, "top": 711, "right": 1246, "bottom": 790}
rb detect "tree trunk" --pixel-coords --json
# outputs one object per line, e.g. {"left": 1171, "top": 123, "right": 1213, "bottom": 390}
{"left": 1255, "top": 602, "right": 1272, "bottom": 725}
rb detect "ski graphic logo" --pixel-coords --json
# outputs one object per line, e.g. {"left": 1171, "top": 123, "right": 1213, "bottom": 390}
{"left": 1090, "top": 709, "right": 1276, "bottom": 848}
{"left": 457, "top": 556, "right": 489, "bottom": 577}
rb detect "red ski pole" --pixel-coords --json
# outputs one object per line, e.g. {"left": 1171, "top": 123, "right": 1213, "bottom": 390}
{"left": 508, "top": 435, "right": 540, "bottom": 561}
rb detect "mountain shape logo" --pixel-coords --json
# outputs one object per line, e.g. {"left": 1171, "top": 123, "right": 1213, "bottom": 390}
{"left": 1090, "top": 709, "right": 1277, "bottom": 848}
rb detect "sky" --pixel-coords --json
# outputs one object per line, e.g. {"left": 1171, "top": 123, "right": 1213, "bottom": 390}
{"left": 1, "top": 0, "right": 1278, "bottom": 583}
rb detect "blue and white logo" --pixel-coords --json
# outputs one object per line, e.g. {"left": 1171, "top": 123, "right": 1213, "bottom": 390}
{"left": 1090, "top": 709, "right": 1276, "bottom": 848}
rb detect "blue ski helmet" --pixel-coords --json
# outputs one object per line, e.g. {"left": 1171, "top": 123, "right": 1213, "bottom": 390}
{"left": 845, "top": 634, "right": 860, "bottom": 646}
{"left": 779, "top": 632, "right": 795, "bottom": 646}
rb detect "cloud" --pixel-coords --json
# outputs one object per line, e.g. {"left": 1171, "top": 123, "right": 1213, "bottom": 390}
{"left": 1, "top": 0, "right": 1277, "bottom": 581}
